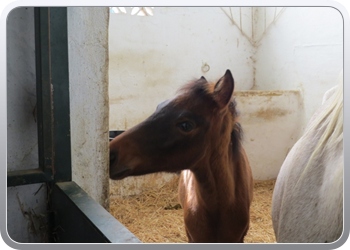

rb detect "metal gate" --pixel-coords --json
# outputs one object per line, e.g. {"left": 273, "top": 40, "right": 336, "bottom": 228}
{"left": 7, "top": 7, "right": 140, "bottom": 243}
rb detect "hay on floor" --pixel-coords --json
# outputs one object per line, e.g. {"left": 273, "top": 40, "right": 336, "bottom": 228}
{"left": 109, "top": 176, "right": 276, "bottom": 243}
{"left": 244, "top": 180, "right": 277, "bottom": 243}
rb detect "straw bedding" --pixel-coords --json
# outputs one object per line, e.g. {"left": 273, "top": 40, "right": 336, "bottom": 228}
{"left": 110, "top": 176, "right": 276, "bottom": 243}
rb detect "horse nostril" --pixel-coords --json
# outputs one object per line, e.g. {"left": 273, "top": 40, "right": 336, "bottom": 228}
{"left": 110, "top": 151, "right": 118, "bottom": 166}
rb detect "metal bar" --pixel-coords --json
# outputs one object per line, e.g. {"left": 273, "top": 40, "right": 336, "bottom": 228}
{"left": 7, "top": 8, "right": 54, "bottom": 187}
{"left": 49, "top": 7, "right": 72, "bottom": 182}
{"left": 34, "top": 7, "right": 72, "bottom": 182}
{"left": 35, "top": 7, "right": 44, "bottom": 173}
{"left": 52, "top": 181, "right": 141, "bottom": 243}
{"left": 109, "top": 130, "right": 125, "bottom": 141}
{"left": 35, "top": 7, "right": 54, "bottom": 181}
{"left": 7, "top": 169, "right": 48, "bottom": 187}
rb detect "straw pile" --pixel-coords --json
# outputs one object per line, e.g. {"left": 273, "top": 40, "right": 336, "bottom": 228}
{"left": 245, "top": 180, "right": 277, "bottom": 243}
{"left": 110, "top": 176, "right": 276, "bottom": 243}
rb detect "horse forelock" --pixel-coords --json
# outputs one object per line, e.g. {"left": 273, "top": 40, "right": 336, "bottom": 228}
{"left": 177, "top": 78, "right": 238, "bottom": 111}
{"left": 176, "top": 78, "right": 211, "bottom": 98}
{"left": 177, "top": 78, "right": 242, "bottom": 141}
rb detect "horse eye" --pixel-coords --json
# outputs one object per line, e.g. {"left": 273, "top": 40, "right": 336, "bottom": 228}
{"left": 178, "top": 121, "right": 194, "bottom": 132}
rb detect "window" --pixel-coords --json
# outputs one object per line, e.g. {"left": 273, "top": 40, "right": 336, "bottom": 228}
{"left": 110, "top": 7, "right": 154, "bottom": 16}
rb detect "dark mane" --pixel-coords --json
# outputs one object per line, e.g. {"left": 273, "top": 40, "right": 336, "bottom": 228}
{"left": 228, "top": 97, "right": 243, "bottom": 140}
{"left": 231, "top": 121, "right": 243, "bottom": 158}
{"left": 229, "top": 98, "right": 244, "bottom": 155}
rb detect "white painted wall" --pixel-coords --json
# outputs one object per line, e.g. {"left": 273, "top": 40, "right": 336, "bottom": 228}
{"left": 68, "top": 7, "right": 110, "bottom": 209}
{"left": 254, "top": 7, "right": 343, "bottom": 131}
{"left": 236, "top": 90, "right": 303, "bottom": 180}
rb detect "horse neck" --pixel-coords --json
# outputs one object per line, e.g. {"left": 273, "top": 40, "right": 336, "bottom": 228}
{"left": 191, "top": 134, "right": 238, "bottom": 209}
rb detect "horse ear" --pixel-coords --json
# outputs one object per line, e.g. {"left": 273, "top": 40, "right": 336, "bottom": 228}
{"left": 199, "top": 76, "right": 207, "bottom": 82}
{"left": 213, "top": 69, "right": 234, "bottom": 109}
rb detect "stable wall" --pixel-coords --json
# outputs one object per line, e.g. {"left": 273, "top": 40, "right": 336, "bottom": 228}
{"left": 68, "top": 7, "right": 110, "bottom": 210}
{"left": 254, "top": 7, "right": 343, "bottom": 131}
{"left": 109, "top": 7, "right": 256, "bottom": 130}
{"left": 236, "top": 90, "right": 302, "bottom": 180}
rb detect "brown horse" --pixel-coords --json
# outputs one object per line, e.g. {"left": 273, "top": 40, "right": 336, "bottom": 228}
{"left": 109, "top": 70, "right": 253, "bottom": 243}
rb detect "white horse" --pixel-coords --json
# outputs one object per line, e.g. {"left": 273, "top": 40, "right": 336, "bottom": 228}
{"left": 271, "top": 73, "right": 343, "bottom": 243}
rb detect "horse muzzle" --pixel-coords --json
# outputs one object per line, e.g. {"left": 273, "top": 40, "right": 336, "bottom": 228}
{"left": 109, "top": 150, "right": 132, "bottom": 180}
